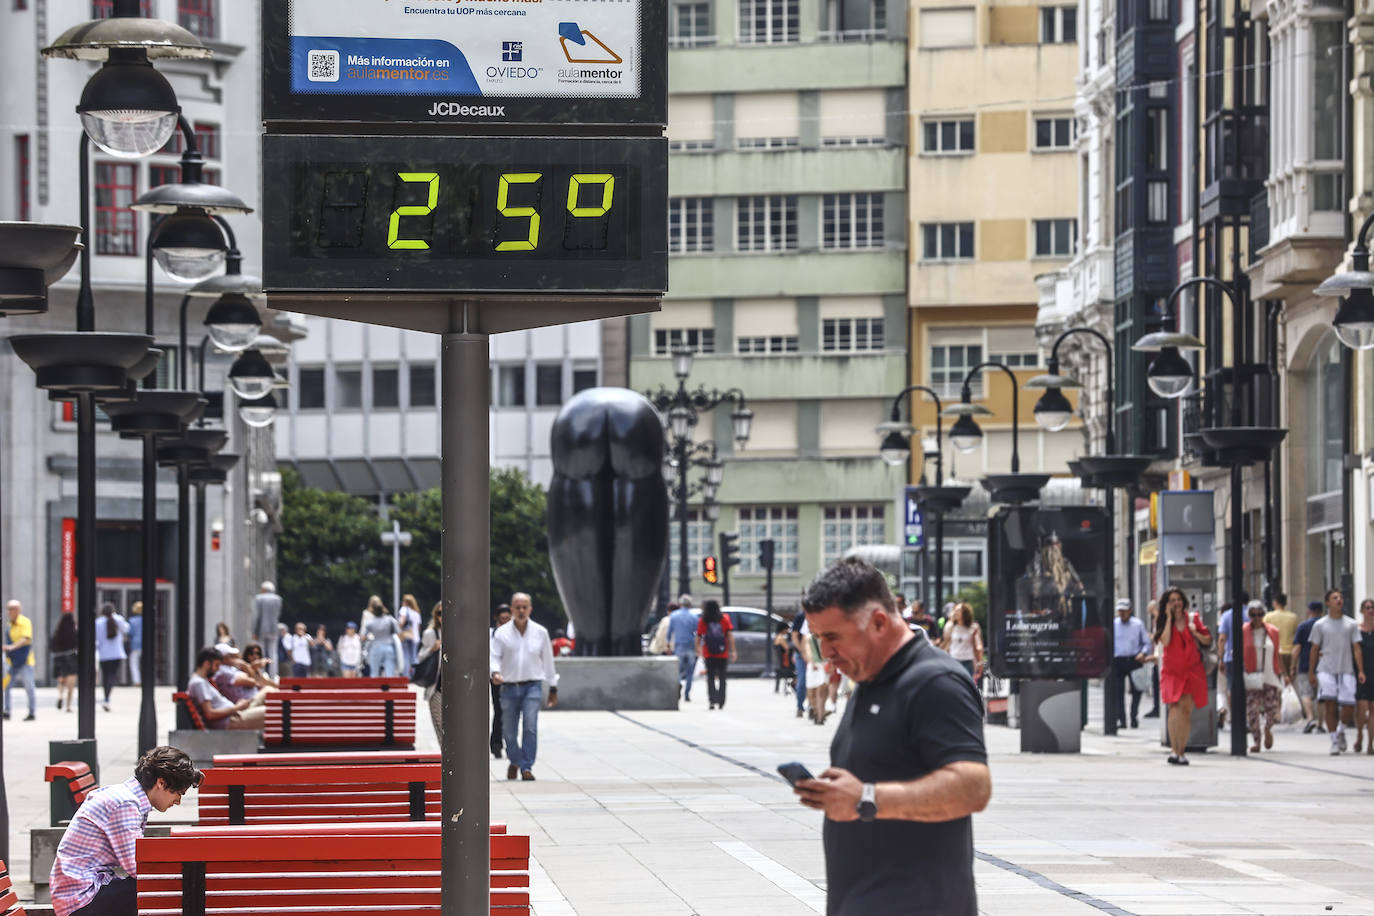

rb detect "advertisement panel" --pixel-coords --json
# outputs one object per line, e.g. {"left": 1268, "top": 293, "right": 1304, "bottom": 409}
{"left": 988, "top": 506, "right": 1110, "bottom": 679}
{"left": 263, "top": 0, "right": 667, "bottom": 125}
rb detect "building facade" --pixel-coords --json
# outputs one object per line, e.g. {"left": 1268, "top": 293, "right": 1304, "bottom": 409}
{"left": 628, "top": 0, "right": 910, "bottom": 610}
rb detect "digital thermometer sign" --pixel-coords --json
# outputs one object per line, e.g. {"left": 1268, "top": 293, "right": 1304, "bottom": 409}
{"left": 262, "top": 133, "right": 667, "bottom": 295}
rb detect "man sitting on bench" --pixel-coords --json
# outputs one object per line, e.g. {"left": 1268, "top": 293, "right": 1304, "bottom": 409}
{"left": 190, "top": 647, "right": 267, "bottom": 730}
{"left": 50, "top": 745, "right": 203, "bottom": 916}
{"left": 212, "top": 642, "right": 275, "bottom": 707}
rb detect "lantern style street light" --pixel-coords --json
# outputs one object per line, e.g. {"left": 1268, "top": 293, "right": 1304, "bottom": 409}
{"left": 940, "top": 362, "right": 1050, "bottom": 505}
{"left": 1314, "top": 210, "right": 1374, "bottom": 350}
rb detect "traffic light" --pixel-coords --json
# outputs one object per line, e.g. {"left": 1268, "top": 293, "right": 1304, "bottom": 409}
{"left": 702, "top": 555, "right": 719, "bottom": 585}
{"left": 758, "top": 538, "right": 775, "bottom": 571}
{"left": 719, "top": 531, "right": 740, "bottom": 571}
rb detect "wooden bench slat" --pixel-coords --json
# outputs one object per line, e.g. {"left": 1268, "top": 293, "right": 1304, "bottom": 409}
{"left": 213, "top": 751, "right": 439, "bottom": 767}
{"left": 279, "top": 677, "right": 410, "bottom": 690}
{"left": 200, "top": 763, "right": 435, "bottom": 784}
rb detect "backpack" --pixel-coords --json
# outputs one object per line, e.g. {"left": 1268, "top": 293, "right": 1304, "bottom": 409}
{"left": 704, "top": 620, "right": 726, "bottom": 655}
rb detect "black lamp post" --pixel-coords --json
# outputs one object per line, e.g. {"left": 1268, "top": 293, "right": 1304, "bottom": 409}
{"left": 1134, "top": 276, "right": 1287, "bottom": 756}
{"left": 646, "top": 347, "right": 753, "bottom": 597}
{"left": 1026, "top": 327, "right": 1154, "bottom": 736}
{"left": 876, "top": 385, "right": 971, "bottom": 609}
{"left": 0, "top": 221, "right": 83, "bottom": 869}
{"left": 941, "top": 361, "right": 1051, "bottom": 505}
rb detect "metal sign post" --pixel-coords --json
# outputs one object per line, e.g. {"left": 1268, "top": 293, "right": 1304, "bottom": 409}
{"left": 259, "top": 3, "right": 666, "bottom": 910}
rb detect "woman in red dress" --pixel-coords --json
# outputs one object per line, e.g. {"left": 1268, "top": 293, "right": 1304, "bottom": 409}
{"left": 1153, "top": 586, "right": 1212, "bottom": 765}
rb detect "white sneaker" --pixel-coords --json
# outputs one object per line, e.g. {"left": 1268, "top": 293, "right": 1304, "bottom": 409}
{"left": 1339, "top": 730, "right": 1348, "bottom": 752}
{"left": 1330, "top": 743, "right": 1342, "bottom": 756}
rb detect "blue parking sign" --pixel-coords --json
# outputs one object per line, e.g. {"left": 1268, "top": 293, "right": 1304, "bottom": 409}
{"left": 903, "top": 487, "right": 924, "bottom": 548}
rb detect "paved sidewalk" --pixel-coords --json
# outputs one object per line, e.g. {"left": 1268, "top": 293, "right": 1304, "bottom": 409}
{"left": 4, "top": 678, "right": 1374, "bottom": 915}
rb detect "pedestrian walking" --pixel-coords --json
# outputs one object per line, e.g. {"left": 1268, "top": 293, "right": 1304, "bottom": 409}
{"left": 96, "top": 603, "right": 129, "bottom": 713}
{"left": 1143, "top": 599, "right": 1162, "bottom": 718}
{"left": 1242, "top": 599, "right": 1289, "bottom": 753}
{"left": 126, "top": 602, "right": 143, "bottom": 686}
{"left": 51, "top": 611, "right": 78, "bottom": 713}
{"left": 800, "top": 613, "right": 829, "bottom": 724}
{"left": 490, "top": 592, "right": 558, "bottom": 780}
{"left": 1155, "top": 586, "right": 1212, "bottom": 765}
{"left": 4, "top": 599, "right": 37, "bottom": 721}
{"left": 1308, "top": 588, "right": 1367, "bottom": 755}
{"left": 1215, "top": 600, "right": 1241, "bottom": 730}
{"left": 490, "top": 604, "right": 511, "bottom": 759}
{"left": 362, "top": 600, "right": 402, "bottom": 677}
{"left": 1294, "top": 600, "right": 1325, "bottom": 731}
{"left": 941, "top": 603, "right": 983, "bottom": 681}
{"left": 790, "top": 558, "right": 990, "bottom": 916}
{"left": 399, "top": 594, "right": 424, "bottom": 677}
{"left": 1111, "top": 598, "right": 1153, "bottom": 729}
{"left": 418, "top": 601, "right": 443, "bottom": 739}
{"left": 282, "top": 622, "right": 315, "bottom": 678}
{"left": 791, "top": 609, "right": 809, "bottom": 718}
{"left": 49, "top": 745, "right": 202, "bottom": 916}
{"left": 1264, "top": 592, "right": 1298, "bottom": 682}
{"left": 696, "top": 599, "right": 736, "bottom": 710}
{"left": 667, "top": 599, "right": 699, "bottom": 702}
{"left": 250, "top": 582, "right": 284, "bottom": 674}
{"left": 337, "top": 622, "right": 363, "bottom": 676}
{"left": 1355, "top": 599, "right": 1374, "bottom": 754}
{"left": 310, "top": 624, "right": 338, "bottom": 676}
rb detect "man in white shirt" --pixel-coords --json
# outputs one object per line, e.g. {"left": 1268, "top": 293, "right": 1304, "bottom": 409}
{"left": 490, "top": 592, "right": 559, "bottom": 781}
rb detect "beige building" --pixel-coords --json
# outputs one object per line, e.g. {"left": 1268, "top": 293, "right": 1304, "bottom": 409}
{"left": 908, "top": 0, "right": 1083, "bottom": 491}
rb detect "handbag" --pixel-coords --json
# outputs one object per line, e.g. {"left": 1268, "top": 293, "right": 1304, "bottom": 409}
{"left": 1193, "top": 619, "right": 1218, "bottom": 676}
{"left": 410, "top": 649, "right": 440, "bottom": 688}
{"left": 6, "top": 645, "right": 30, "bottom": 668}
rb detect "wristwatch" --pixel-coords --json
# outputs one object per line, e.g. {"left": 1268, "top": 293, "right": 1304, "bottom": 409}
{"left": 857, "top": 783, "right": 877, "bottom": 822}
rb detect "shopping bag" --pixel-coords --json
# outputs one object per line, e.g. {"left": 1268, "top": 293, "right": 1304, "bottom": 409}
{"left": 1280, "top": 684, "right": 1302, "bottom": 724}
{"left": 1129, "top": 664, "right": 1152, "bottom": 694}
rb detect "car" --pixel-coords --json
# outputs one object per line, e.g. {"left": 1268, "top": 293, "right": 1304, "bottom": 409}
{"left": 643, "top": 605, "right": 788, "bottom": 677}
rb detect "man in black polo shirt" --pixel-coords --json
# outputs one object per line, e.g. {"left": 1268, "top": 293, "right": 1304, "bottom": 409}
{"left": 793, "top": 558, "right": 991, "bottom": 916}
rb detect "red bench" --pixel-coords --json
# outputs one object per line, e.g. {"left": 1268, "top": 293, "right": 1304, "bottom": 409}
{"left": 45, "top": 760, "right": 98, "bottom": 823}
{"left": 171, "top": 691, "right": 208, "bottom": 730}
{"left": 136, "top": 824, "right": 530, "bottom": 915}
{"left": 213, "top": 749, "right": 438, "bottom": 767}
{"left": 197, "top": 761, "right": 440, "bottom": 825}
{"left": 278, "top": 676, "right": 410, "bottom": 691}
{"left": 264, "top": 688, "right": 416, "bottom": 750}
{"left": 1, "top": 859, "right": 27, "bottom": 916}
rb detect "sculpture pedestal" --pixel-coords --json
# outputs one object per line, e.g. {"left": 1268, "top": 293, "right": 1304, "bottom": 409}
{"left": 1019, "top": 679, "right": 1081, "bottom": 753}
{"left": 550, "top": 656, "right": 680, "bottom": 710}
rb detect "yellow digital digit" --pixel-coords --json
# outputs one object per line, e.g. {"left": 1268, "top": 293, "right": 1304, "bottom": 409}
{"left": 495, "top": 172, "right": 543, "bottom": 252}
{"left": 386, "top": 172, "right": 440, "bottom": 250}
{"left": 566, "top": 173, "right": 615, "bottom": 217}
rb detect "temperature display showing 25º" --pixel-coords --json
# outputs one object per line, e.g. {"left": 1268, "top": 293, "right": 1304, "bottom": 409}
{"left": 297, "top": 162, "right": 638, "bottom": 261}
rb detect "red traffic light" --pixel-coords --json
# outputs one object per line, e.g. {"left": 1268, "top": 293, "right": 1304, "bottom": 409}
{"left": 702, "top": 555, "right": 719, "bottom": 585}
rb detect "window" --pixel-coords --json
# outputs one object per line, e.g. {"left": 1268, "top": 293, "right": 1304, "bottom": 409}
{"left": 1033, "top": 218, "right": 1076, "bottom": 257}
{"left": 820, "top": 136, "right": 886, "bottom": 148}
{"left": 737, "top": 196, "right": 798, "bottom": 252}
{"left": 822, "top": 317, "right": 885, "bottom": 352}
{"left": 93, "top": 0, "right": 150, "bottom": 16}
{"left": 409, "top": 364, "right": 436, "bottom": 407}
{"left": 920, "top": 222, "right": 974, "bottom": 260}
{"left": 739, "top": 0, "right": 799, "bottom": 44}
{"left": 335, "top": 368, "right": 362, "bottom": 409}
{"left": 821, "top": 0, "right": 886, "bottom": 39}
{"left": 922, "top": 119, "right": 975, "bottom": 154}
{"left": 822, "top": 505, "right": 886, "bottom": 563}
{"left": 95, "top": 162, "right": 138, "bottom": 255}
{"left": 496, "top": 365, "right": 525, "bottom": 407}
{"left": 988, "top": 350, "right": 1039, "bottom": 368}
{"left": 1034, "top": 116, "right": 1075, "bottom": 150}
{"left": 940, "top": 537, "right": 986, "bottom": 596}
{"left": 178, "top": 0, "right": 216, "bottom": 40}
{"left": 149, "top": 164, "right": 179, "bottom": 189}
{"left": 672, "top": 1, "right": 714, "bottom": 47}
{"left": 821, "top": 194, "right": 884, "bottom": 249}
{"left": 535, "top": 363, "right": 562, "bottom": 406}
{"left": 739, "top": 506, "right": 799, "bottom": 574}
{"left": 668, "top": 509, "right": 714, "bottom": 574}
{"left": 654, "top": 328, "right": 715, "bottom": 355}
{"left": 668, "top": 197, "right": 713, "bottom": 253}
{"left": 737, "top": 335, "right": 799, "bottom": 354}
{"left": 1148, "top": 0, "right": 1170, "bottom": 20}
{"left": 930, "top": 343, "right": 982, "bottom": 398}
{"left": 372, "top": 367, "right": 399, "bottom": 408}
{"left": 919, "top": 7, "right": 976, "bottom": 48}
{"left": 736, "top": 136, "right": 800, "bottom": 150}
{"left": 669, "top": 139, "right": 715, "bottom": 153}
{"left": 1040, "top": 6, "right": 1076, "bottom": 42}
{"left": 297, "top": 368, "right": 325, "bottom": 409}
{"left": 160, "top": 122, "right": 220, "bottom": 158}
{"left": 14, "top": 136, "right": 30, "bottom": 222}
{"left": 572, "top": 362, "right": 598, "bottom": 393}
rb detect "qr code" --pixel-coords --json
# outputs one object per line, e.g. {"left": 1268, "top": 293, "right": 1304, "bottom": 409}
{"left": 308, "top": 49, "right": 340, "bottom": 82}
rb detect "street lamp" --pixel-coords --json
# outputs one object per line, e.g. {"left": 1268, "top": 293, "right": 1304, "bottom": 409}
{"left": 1314, "top": 210, "right": 1374, "bottom": 350}
{"left": 940, "top": 362, "right": 1050, "bottom": 505}
{"left": 875, "top": 384, "right": 971, "bottom": 609}
{"left": 645, "top": 350, "right": 752, "bottom": 597}
{"left": 381, "top": 520, "right": 414, "bottom": 624}
{"left": 227, "top": 348, "right": 278, "bottom": 400}
{"left": 1132, "top": 277, "right": 1287, "bottom": 756}
{"left": 186, "top": 219, "right": 265, "bottom": 355}
{"left": 238, "top": 391, "right": 278, "bottom": 428}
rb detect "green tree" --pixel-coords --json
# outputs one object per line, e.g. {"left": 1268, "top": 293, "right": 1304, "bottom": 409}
{"left": 489, "top": 467, "right": 564, "bottom": 627}
{"left": 277, "top": 469, "right": 387, "bottom": 629}
{"left": 953, "top": 581, "right": 988, "bottom": 629}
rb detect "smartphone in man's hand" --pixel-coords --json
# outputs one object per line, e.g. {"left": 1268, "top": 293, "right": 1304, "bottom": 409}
{"left": 777, "top": 762, "right": 815, "bottom": 787}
